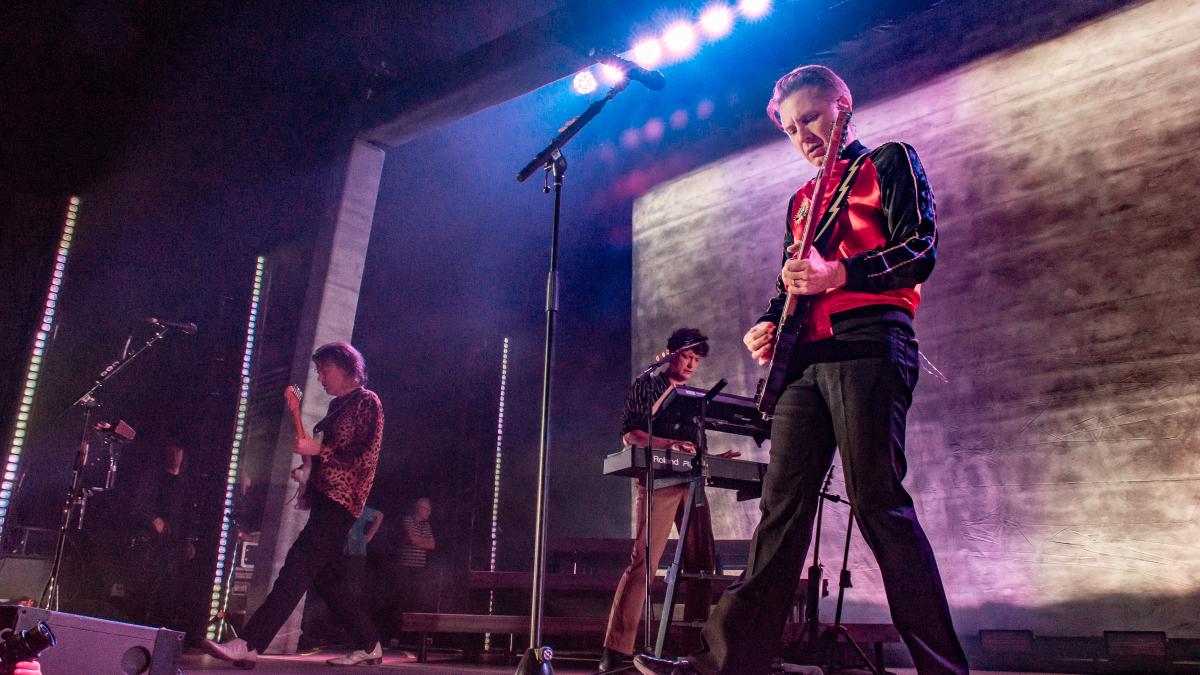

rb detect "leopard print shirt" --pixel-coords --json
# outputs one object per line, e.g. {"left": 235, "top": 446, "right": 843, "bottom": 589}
{"left": 310, "top": 387, "right": 383, "bottom": 518}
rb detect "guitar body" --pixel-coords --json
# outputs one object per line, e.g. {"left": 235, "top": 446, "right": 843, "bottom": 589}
{"left": 756, "top": 105, "right": 853, "bottom": 417}
{"left": 756, "top": 306, "right": 805, "bottom": 415}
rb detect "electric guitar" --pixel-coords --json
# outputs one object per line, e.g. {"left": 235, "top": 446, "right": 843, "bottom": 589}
{"left": 756, "top": 105, "right": 853, "bottom": 417}
{"left": 284, "top": 384, "right": 313, "bottom": 510}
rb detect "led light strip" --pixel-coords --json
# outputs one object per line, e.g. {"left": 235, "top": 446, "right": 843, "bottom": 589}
{"left": 483, "top": 337, "right": 510, "bottom": 652}
{"left": 207, "top": 255, "right": 266, "bottom": 639}
{"left": 0, "top": 197, "right": 80, "bottom": 537}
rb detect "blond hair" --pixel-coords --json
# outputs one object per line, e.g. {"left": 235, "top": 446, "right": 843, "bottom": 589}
{"left": 766, "top": 65, "right": 852, "bottom": 129}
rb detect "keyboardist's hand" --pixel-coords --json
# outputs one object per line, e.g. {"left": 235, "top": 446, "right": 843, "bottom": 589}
{"left": 667, "top": 441, "right": 697, "bottom": 454}
{"left": 713, "top": 449, "right": 742, "bottom": 459}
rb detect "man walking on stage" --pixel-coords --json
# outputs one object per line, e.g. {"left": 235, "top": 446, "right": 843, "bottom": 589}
{"left": 204, "top": 342, "right": 385, "bottom": 668}
{"left": 635, "top": 65, "right": 968, "bottom": 675}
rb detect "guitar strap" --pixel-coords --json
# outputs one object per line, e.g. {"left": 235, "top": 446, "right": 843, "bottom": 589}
{"left": 807, "top": 151, "right": 871, "bottom": 248}
{"left": 313, "top": 387, "right": 364, "bottom": 437}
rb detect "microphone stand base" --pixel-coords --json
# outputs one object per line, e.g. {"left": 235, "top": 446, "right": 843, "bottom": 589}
{"left": 514, "top": 645, "right": 554, "bottom": 675}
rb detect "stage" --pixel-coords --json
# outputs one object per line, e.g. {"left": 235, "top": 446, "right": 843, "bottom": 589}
{"left": 178, "top": 651, "right": 1056, "bottom": 674}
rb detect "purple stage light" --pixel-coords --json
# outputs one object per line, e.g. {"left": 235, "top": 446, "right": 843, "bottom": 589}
{"left": 738, "top": 0, "right": 771, "bottom": 20}
{"left": 700, "top": 4, "right": 735, "bottom": 39}
{"left": 644, "top": 117, "right": 666, "bottom": 143}
{"left": 663, "top": 21, "right": 698, "bottom": 56}
{"left": 619, "top": 128, "right": 641, "bottom": 150}
{"left": 573, "top": 70, "right": 598, "bottom": 95}
{"left": 633, "top": 39, "right": 663, "bottom": 67}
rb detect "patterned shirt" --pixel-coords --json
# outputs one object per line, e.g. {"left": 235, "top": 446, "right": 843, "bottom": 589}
{"left": 310, "top": 387, "right": 383, "bottom": 518}
{"left": 620, "top": 372, "right": 704, "bottom": 445}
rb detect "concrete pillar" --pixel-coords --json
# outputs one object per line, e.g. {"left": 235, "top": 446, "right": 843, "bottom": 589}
{"left": 248, "top": 138, "right": 385, "bottom": 654}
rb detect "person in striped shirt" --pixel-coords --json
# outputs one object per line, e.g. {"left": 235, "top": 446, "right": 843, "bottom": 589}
{"left": 399, "top": 497, "right": 435, "bottom": 569}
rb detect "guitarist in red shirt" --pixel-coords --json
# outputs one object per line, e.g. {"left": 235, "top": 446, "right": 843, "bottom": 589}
{"left": 636, "top": 66, "right": 968, "bottom": 675}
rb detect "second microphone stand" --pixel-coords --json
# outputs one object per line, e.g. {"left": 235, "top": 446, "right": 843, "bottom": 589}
{"left": 41, "top": 325, "right": 169, "bottom": 609}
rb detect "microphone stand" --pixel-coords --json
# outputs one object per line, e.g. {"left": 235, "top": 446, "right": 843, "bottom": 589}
{"left": 803, "top": 467, "right": 835, "bottom": 643}
{"left": 514, "top": 77, "right": 638, "bottom": 675}
{"left": 635, "top": 356, "right": 669, "bottom": 659}
{"left": 814, "top": 492, "right": 884, "bottom": 675}
{"left": 40, "top": 325, "right": 172, "bottom": 609}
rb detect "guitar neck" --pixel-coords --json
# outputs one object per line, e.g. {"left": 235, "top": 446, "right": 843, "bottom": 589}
{"left": 291, "top": 409, "right": 309, "bottom": 441}
{"left": 779, "top": 108, "right": 851, "bottom": 323}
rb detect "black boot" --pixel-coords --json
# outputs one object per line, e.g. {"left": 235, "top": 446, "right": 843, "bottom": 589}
{"left": 599, "top": 647, "right": 630, "bottom": 672}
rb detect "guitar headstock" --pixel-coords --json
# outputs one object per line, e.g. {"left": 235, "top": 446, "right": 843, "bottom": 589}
{"left": 823, "top": 105, "right": 853, "bottom": 166}
{"left": 284, "top": 384, "right": 303, "bottom": 413}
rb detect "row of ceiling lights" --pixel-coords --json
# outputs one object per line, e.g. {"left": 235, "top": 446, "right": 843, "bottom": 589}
{"left": 573, "top": 0, "right": 773, "bottom": 94}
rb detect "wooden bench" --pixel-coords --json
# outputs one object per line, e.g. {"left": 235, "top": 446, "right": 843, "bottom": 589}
{"left": 782, "top": 622, "right": 902, "bottom": 670}
{"left": 468, "top": 570, "right": 739, "bottom": 595}
{"left": 400, "top": 612, "right": 608, "bottom": 662}
{"left": 401, "top": 611, "right": 900, "bottom": 667}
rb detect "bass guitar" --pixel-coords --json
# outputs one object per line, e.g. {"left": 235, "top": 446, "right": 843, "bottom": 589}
{"left": 756, "top": 104, "right": 853, "bottom": 417}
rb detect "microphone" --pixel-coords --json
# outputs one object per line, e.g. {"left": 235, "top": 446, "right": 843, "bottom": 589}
{"left": 147, "top": 318, "right": 198, "bottom": 335}
{"left": 597, "top": 54, "right": 666, "bottom": 91}
{"left": 636, "top": 337, "right": 707, "bottom": 379}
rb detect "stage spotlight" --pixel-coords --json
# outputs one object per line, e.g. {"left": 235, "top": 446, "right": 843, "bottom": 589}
{"left": 573, "top": 70, "right": 598, "bottom": 95}
{"left": 600, "top": 63, "right": 625, "bottom": 84}
{"left": 632, "top": 38, "right": 663, "bottom": 67}
{"left": 738, "top": 0, "right": 772, "bottom": 20}
{"left": 700, "top": 4, "right": 735, "bottom": 39}
{"left": 663, "top": 21, "right": 698, "bottom": 56}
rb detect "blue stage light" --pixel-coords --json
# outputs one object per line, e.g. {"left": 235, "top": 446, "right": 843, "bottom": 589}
{"left": 663, "top": 21, "right": 698, "bottom": 57}
{"left": 739, "top": 0, "right": 772, "bottom": 20}
{"left": 633, "top": 38, "right": 663, "bottom": 67}
{"left": 600, "top": 63, "right": 626, "bottom": 85}
{"left": 700, "top": 4, "right": 735, "bottom": 39}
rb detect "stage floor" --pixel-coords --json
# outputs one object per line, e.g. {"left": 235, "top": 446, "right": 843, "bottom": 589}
{"left": 179, "top": 651, "right": 1072, "bottom": 674}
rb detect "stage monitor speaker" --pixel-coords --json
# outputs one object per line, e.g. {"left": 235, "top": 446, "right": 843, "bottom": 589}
{"left": 0, "top": 605, "right": 183, "bottom": 675}
{"left": 0, "top": 557, "right": 52, "bottom": 601}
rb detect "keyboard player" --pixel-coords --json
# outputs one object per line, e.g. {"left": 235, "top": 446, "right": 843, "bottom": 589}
{"left": 600, "top": 327, "right": 739, "bottom": 672}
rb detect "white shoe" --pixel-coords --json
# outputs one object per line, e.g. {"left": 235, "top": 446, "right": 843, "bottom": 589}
{"left": 202, "top": 638, "right": 258, "bottom": 669}
{"left": 326, "top": 642, "right": 383, "bottom": 666}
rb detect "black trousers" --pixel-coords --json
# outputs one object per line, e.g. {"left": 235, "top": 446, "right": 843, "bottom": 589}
{"left": 299, "top": 554, "right": 366, "bottom": 648}
{"left": 690, "top": 323, "right": 968, "bottom": 675}
{"left": 243, "top": 492, "right": 379, "bottom": 653}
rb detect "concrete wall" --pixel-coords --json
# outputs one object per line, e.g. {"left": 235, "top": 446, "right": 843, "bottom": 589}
{"left": 632, "top": 0, "right": 1200, "bottom": 637}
